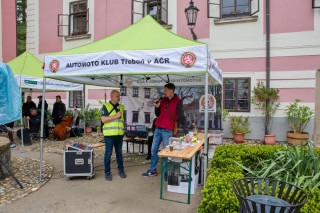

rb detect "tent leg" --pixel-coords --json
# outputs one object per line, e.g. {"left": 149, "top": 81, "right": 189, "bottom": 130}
{"left": 39, "top": 77, "right": 46, "bottom": 182}
{"left": 20, "top": 76, "right": 24, "bottom": 147}
{"left": 204, "top": 73, "right": 209, "bottom": 187}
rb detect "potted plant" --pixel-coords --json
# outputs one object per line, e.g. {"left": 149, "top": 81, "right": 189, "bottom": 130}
{"left": 64, "top": 109, "right": 74, "bottom": 117}
{"left": 230, "top": 115, "right": 251, "bottom": 144}
{"left": 251, "top": 81, "right": 280, "bottom": 144}
{"left": 285, "top": 99, "right": 313, "bottom": 145}
{"left": 79, "top": 104, "right": 94, "bottom": 134}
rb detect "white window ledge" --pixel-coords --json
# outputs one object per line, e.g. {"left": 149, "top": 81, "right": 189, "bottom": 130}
{"left": 162, "top": 24, "right": 173, "bottom": 30}
{"left": 214, "top": 16, "right": 258, "bottom": 25}
{"left": 65, "top": 34, "right": 91, "bottom": 41}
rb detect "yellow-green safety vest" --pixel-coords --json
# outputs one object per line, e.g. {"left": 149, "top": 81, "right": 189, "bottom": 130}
{"left": 102, "top": 102, "right": 125, "bottom": 136}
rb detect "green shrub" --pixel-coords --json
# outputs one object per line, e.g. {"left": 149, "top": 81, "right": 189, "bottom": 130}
{"left": 198, "top": 145, "right": 320, "bottom": 213}
{"left": 235, "top": 141, "right": 320, "bottom": 191}
{"left": 301, "top": 189, "right": 320, "bottom": 213}
{"left": 198, "top": 169, "right": 243, "bottom": 213}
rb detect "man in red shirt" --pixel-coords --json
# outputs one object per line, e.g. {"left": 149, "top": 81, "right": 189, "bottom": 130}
{"left": 142, "top": 83, "right": 190, "bottom": 180}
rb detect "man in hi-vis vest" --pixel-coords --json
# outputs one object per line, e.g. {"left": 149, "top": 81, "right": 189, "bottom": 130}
{"left": 101, "top": 90, "right": 126, "bottom": 181}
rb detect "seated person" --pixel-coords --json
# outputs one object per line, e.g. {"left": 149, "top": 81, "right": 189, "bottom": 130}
{"left": 17, "top": 108, "right": 41, "bottom": 146}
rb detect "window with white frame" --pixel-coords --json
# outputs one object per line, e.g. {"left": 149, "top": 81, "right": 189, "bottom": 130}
{"left": 70, "top": 1, "right": 88, "bottom": 36}
{"left": 132, "top": 87, "right": 139, "bottom": 97}
{"left": 144, "top": 112, "right": 150, "bottom": 123}
{"left": 224, "top": 78, "right": 251, "bottom": 112}
{"left": 132, "top": 111, "right": 139, "bottom": 123}
{"left": 69, "top": 91, "right": 83, "bottom": 108}
{"left": 222, "top": 0, "right": 249, "bottom": 18}
{"left": 144, "top": 88, "right": 150, "bottom": 99}
{"left": 132, "top": 0, "right": 168, "bottom": 24}
{"left": 208, "top": 0, "right": 259, "bottom": 19}
{"left": 58, "top": 0, "right": 89, "bottom": 37}
{"left": 120, "top": 87, "right": 127, "bottom": 96}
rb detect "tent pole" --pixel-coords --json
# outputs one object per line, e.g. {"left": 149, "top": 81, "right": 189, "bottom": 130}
{"left": 204, "top": 72, "right": 209, "bottom": 186}
{"left": 39, "top": 77, "right": 46, "bottom": 182}
{"left": 83, "top": 84, "right": 85, "bottom": 129}
{"left": 20, "top": 74, "right": 24, "bottom": 147}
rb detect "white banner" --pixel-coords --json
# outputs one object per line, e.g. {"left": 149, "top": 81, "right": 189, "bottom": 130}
{"left": 15, "top": 75, "right": 83, "bottom": 91}
{"left": 208, "top": 52, "right": 223, "bottom": 85}
{"left": 44, "top": 46, "right": 208, "bottom": 76}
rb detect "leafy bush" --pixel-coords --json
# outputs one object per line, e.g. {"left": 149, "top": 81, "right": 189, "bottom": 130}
{"left": 301, "top": 189, "right": 320, "bottom": 213}
{"left": 251, "top": 81, "right": 280, "bottom": 134}
{"left": 235, "top": 141, "right": 320, "bottom": 191}
{"left": 285, "top": 99, "right": 313, "bottom": 134}
{"left": 229, "top": 116, "right": 251, "bottom": 135}
{"left": 198, "top": 144, "right": 320, "bottom": 213}
{"left": 198, "top": 169, "right": 243, "bottom": 213}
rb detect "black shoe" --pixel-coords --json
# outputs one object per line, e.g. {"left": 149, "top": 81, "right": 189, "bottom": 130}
{"left": 119, "top": 171, "right": 126, "bottom": 178}
{"left": 105, "top": 173, "right": 112, "bottom": 181}
{"left": 145, "top": 155, "right": 151, "bottom": 160}
{"left": 24, "top": 143, "right": 32, "bottom": 146}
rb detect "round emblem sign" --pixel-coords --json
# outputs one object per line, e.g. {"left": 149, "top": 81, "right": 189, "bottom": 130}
{"left": 181, "top": 52, "right": 196, "bottom": 68}
{"left": 49, "top": 60, "right": 60, "bottom": 73}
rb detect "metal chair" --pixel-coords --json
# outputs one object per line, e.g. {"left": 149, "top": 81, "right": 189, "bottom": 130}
{"left": 232, "top": 177, "right": 308, "bottom": 213}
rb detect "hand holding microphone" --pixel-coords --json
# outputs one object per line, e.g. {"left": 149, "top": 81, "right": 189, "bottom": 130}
{"left": 154, "top": 97, "right": 162, "bottom": 108}
{"left": 115, "top": 111, "right": 121, "bottom": 119}
{"left": 115, "top": 105, "right": 121, "bottom": 118}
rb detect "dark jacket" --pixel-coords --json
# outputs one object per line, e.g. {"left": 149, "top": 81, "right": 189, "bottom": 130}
{"left": 29, "top": 114, "right": 41, "bottom": 132}
{"left": 155, "top": 94, "right": 188, "bottom": 134}
{"left": 38, "top": 100, "right": 48, "bottom": 111}
{"left": 52, "top": 101, "right": 66, "bottom": 118}
{"left": 22, "top": 101, "right": 36, "bottom": 116}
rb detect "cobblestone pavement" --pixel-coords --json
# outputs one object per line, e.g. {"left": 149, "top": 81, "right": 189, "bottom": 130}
{"left": 0, "top": 132, "right": 152, "bottom": 207}
{"left": 0, "top": 158, "right": 53, "bottom": 206}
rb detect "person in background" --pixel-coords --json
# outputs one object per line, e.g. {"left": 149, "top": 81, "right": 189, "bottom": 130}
{"left": 101, "top": 90, "right": 126, "bottom": 181}
{"left": 146, "top": 118, "right": 157, "bottom": 160}
{"left": 37, "top": 95, "right": 48, "bottom": 111}
{"left": 22, "top": 96, "right": 36, "bottom": 117}
{"left": 37, "top": 95, "right": 49, "bottom": 138}
{"left": 17, "top": 108, "right": 41, "bottom": 146}
{"left": 52, "top": 95, "right": 66, "bottom": 125}
{"left": 142, "top": 83, "right": 190, "bottom": 181}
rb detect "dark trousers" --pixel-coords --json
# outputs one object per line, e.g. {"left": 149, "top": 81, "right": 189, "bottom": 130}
{"left": 147, "top": 135, "right": 154, "bottom": 157}
{"left": 53, "top": 116, "right": 62, "bottom": 125}
{"left": 104, "top": 135, "right": 124, "bottom": 174}
{"left": 17, "top": 128, "right": 38, "bottom": 145}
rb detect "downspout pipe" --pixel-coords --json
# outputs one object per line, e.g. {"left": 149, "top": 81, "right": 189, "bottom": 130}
{"left": 265, "top": 0, "right": 271, "bottom": 135}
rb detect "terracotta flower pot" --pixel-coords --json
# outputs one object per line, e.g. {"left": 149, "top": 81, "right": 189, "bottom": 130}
{"left": 234, "top": 133, "right": 245, "bottom": 144}
{"left": 287, "top": 131, "right": 308, "bottom": 145}
{"left": 264, "top": 134, "right": 276, "bottom": 145}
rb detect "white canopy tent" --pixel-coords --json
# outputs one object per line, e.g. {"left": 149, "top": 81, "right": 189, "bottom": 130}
{"left": 42, "top": 16, "right": 222, "bottom": 184}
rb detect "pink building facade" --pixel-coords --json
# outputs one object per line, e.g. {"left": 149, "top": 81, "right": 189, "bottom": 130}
{"left": 26, "top": 0, "right": 320, "bottom": 142}
{"left": 0, "top": 0, "right": 16, "bottom": 62}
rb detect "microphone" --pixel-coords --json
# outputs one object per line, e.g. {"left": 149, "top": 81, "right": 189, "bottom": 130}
{"left": 116, "top": 105, "right": 121, "bottom": 118}
{"left": 155, "top": 96, "right": 163, "bottom": 104}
